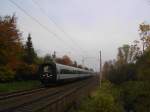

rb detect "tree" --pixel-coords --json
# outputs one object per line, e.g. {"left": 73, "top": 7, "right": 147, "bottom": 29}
{"left": 0, "top": 15, "right": 22, "bottom": 66}
{"left": 23, "top": 34, "right": 37, "bottom": 64}
{"left": 84, "top": 67, "right": 89, "bottom": 70}
{"left": 72, "top": 61, "right": 78, "bottom": 67}
{"left": 55, "top": 57, "right": 63, "bottom": 64}
{"left": 56, "top": 55, "right": 73, "bottom": 66}
{"left": 139, "top": 23, "right": 150, "bottom": 52}
{"left": 117, "top": 44, "right": 131, "bottom": 65}
{"left": 116, "top": 44, "right": 140, "bottom": 66}
{"left": 62, "top": 55, "right": 73, "bottom": 65}
{"left": 102, "top": 61, "right": 113, "bottom": 80}
{"left": 135, "top": 23, "right": 150, "bottom": 81}
{"left": 128, "top": 40, "right": 141, "bottom": 63}
{"left": 103, "top": 44, "right": 138, "bottom": 84}
{"left": 52, "top": 51, "right": 56, "bottom": 59}
{"left": 43, "top": 54, "right": 52, "bottom": 63}
{"left": 117, "top": 47, "right": 125, "bottom": 65}
{"left": 78, "top": 65, "right": 83, "bottom": 69}
{"left": 90, "top": 68, "right": 94, "bottom": 71}
{"left": 0, "top": 15, "right": 23, "bottom": 81}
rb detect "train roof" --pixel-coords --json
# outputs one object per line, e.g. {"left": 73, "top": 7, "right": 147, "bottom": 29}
{"left": 56, "top": 63, "right": 93, "bottom": 73}
{"left": 40, "top": 62, "right": 94, "bottom": 73}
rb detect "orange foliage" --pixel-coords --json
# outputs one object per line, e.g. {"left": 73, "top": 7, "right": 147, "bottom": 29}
{"left": 0, "top": 15, "right": 23, "bottom": 66}
{"left": 55, "top": 55, "right": 73, "bottom": 66}
{"left": 62, "top": 55, "right": 73, "bottom": 65}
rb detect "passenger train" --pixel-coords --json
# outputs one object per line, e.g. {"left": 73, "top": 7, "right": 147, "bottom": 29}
{"left": 38, "top": 62, "right": 94, "bottom": 85}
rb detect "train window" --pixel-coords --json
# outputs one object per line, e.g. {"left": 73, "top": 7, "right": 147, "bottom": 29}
{"left": 77, "top": 70, "right": 81, "bottom": 74}
{"left": 78, "top": 70, "right": 82, "bottom": 74}
{"left": 43, "top": 66, "right": 49, "bottom": 72}
{"left": 60, "top": 69, "right": 90, "bottom": 74}
{"left": 74, "top": 70, "right": 77, "bottom": 74}
{"left": 60, "top": 69, "right": 69, "bottom": 74}
{"left": 78, "top": 71, "right": 82, "bottom": 74}
{"left": 61, "top": 69, "right": 78, "bottom": 74}
{"left": 43, "top": 65, "right": 52, "bottom": 74}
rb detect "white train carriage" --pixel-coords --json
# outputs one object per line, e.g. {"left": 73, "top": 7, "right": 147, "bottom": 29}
{"left": 56, "top": 63, "right": 93, "bottom": 80}
{"left": 39, "top": 62, "right": 94, "bottom": 85}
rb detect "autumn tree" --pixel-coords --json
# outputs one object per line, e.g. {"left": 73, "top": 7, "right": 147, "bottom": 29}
{"left": 139, "top": 23, "right": 150, "bottom": 52}
{"left": 101, "top": 23, "right": 150, "bottom": 112}
{"left": 117, "top": 47, "right": 125, "bottom": 65}
{"left": 0, "top": 15, "right": 22, "bottom": 66}
{"left": 103, "top": 44, "right": 138, "bottom": 84}
{"left": 116, "top": 43, "right": 141, "bottom": 66}
{"left": 0, "top": 15, "right": 23, "bottom": 81}
{"left": 62, "top": 55, "right": 73, "bottom": 65}
{"left": 15, "top": 34, "right": 39, "bottom": 80}
{"left": 128, "top": 40, "right": 141, "bottom": 63}
{"left": 56, "top": 55, "right": 73, "bottom": 66}
{"left": 55, "top": 58, "right": 63, "bottom": 64}
{"left": 102, "top": 61, "right": 113, "bottom": 80}
{"left": 117, "top": 44, "right": 135, "bottom": 65}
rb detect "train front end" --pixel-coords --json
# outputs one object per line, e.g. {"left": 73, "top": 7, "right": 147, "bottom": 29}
{"left": 39, "top": 63, "right": 57, "bottom": 85}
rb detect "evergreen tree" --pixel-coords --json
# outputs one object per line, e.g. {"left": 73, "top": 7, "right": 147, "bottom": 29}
{"left": 23, "top": 34, "right": 37, "bottom": 64}
{"left": 43, "top": 54, "right": 52, "bottom": 63}
{"left": 73, "top": 61, "right": 78, "bottom": 67}
{"left": 52, "top": 51, "right": 56, "bottom": 59}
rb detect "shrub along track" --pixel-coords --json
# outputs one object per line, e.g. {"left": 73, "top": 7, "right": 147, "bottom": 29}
{"left": 0, "top": 77, "right": 98, "bottom": 112}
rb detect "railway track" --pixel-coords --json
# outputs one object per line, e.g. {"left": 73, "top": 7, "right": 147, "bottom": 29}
{"left": 0, "top": 87, "right": 45, "bottom": 101}
{"left": 0, "top": 77, "right": 98, "bottom": 112}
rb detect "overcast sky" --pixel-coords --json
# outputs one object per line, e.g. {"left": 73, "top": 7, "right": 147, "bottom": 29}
{"left": 0, "top": 0, "right": 150, "bottom": 71}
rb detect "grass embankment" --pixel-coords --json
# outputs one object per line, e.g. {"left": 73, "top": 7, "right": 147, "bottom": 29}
{"left": 74, "top": 81, "right": 124, "bottom": 112}
{"left": 74, "top": 81, "right": 150, "bottom": 112}
{"left": 0, "top": 80, "right": 41, "bottom": 93}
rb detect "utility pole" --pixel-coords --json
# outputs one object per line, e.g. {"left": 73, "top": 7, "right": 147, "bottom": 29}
{"left": 99, "top": 51, "right": 102, "bottom": 88}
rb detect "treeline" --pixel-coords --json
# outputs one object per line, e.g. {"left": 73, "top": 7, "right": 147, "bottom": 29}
{"left": 0, "top": 15, "right": 40, "bottom": 82}
{"left": 102, "top": 23, "right": 150, "bottom": 111}
{"left": 44, "top": 53, "right": 93, "bottom": 71}
{"left": 75, "top": 23, "right": 150, "bottom": 112}
{"left": 0, "top": 15, "right": 92, "bottom": 82}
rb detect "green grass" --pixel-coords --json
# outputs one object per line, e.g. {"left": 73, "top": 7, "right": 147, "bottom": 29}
{"left": 0, "top": 80, "right": 41, "bottom": 93}
{"left": 73, "top": 81, "right": 124, "bottom": 112}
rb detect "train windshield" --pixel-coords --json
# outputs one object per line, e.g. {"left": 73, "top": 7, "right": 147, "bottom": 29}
{"left": 43, "top": 65, "right": 52, "bottom": 74}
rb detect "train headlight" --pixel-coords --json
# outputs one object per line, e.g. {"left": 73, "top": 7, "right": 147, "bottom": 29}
{"left": 42, "top": 74, "right": 46, "bottom": 77}
{"left": 42, "top": 73, "right": 48, "bottom": 77}
{"left": 42, "top": 73, "right": 52, "bottom": 78}
{"left": 45, "top": 73, "right": 48, "bottom": 77}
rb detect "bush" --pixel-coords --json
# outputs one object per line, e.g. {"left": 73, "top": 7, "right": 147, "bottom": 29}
{"left": 0, "top": 80, "right": 41, "bottom": 92}
{"left": 89, "top": 92, "right": 122, "bottom": 112}
{"left": 137, "top": 67, "right": 150, "bottom": 81}
{"left": 121, "top": 81, "right": 150, "bottom": 112}
{"left": 0, "top": 66, "right": 15, "bottom": 82}
{"left": 15, "top": 63, "right": 38, "bottom": 80}
{"left": 77, "top": 82, "right": 124, "bottom": 112}
{"left": 136, "top": 50, "right": 150, "bottom": 81}
{"left": 78, "top": 94, "right": 118, "bottom": 112}
{"left": 108, "top": 64, "right": 136, "bottom": 84}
